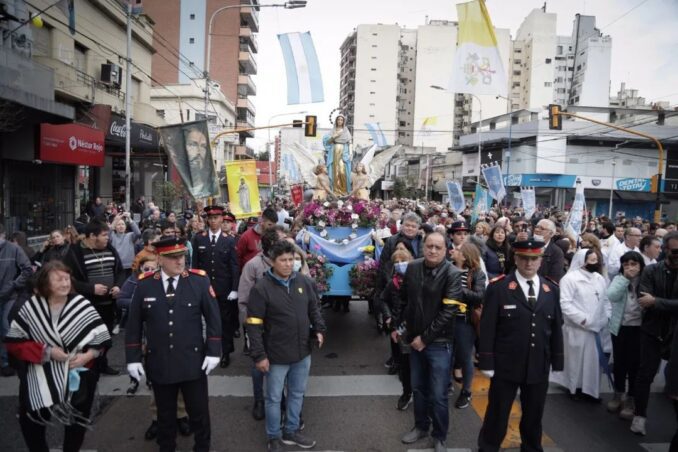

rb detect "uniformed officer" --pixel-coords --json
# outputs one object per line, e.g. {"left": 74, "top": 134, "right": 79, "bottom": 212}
{"left": 477, "top": 240, "right": 564, "bottom": 452}
{"left": 191, "top": 205, "right": 240, "bottom": 368}
{"left": 126, "top": 237, "right": 221, "bottom": 452}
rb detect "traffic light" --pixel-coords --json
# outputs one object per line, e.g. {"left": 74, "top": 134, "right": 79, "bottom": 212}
{"left": 548, "top": 104, "right": 562, "bottom": 130}
{"left": 292, "top": 120, "right": 303, "bottom": 128}
{"left": 304, "top": 115, "right": 317, "bottom": 137}
{"left": 650, "top": 174, "right": 661, "bottom": 193}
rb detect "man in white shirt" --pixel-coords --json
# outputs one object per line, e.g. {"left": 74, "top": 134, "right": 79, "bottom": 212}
{"left": 607, "top": 227, "right": 642, "bottom": 278}
{"left": 640, "top": 236, "right": 661, "bottom": 265}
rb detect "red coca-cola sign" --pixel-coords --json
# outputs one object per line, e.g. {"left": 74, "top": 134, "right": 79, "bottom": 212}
{"left": 39, "top": 123, "right": 105, "bottom": 167}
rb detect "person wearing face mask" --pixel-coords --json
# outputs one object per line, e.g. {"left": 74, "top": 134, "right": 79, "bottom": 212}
{"left": 381, "top": 249, "right": 414, "bottom": 411}
{"left": 630, "top": 231, "right": 678, "bottom": 436}
{"left": 550, "top": 249, "right": 611, "bottom": 401}
{"left": 606, "top": 251, "right": 645, "bottom": 421}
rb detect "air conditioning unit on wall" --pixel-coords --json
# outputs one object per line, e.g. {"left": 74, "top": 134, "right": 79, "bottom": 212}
{"left": 101, "top": 64, "right": 122, "bottom": 88}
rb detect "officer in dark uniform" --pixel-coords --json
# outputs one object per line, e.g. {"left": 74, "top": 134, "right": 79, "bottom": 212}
{"left": 191, "top": 205, "right": 240, "bottom": 368}
{"left": 477, "top": 240, "right": 564, "bottom": 452}
{"left": 126, "top": 237, "right": 221, "bottom": 452}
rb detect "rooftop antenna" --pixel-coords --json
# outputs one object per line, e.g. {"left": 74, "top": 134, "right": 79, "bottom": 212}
{"left": 542, "top": 2, "right": 546, "bottom": 12}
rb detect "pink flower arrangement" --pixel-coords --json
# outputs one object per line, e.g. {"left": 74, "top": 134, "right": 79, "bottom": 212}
{"left": 302, "top": 198, "right": 382, "bottom": 228}
{"left": 349, "top": 258, "right": 380, "bottom": 299}
{"left": 306, "top": 252, "right": 333, "bottom": 293}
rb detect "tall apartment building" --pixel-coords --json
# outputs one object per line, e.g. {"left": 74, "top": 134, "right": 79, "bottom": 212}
{"left": 143, "top": 0, "right": 258, "bottom": 158}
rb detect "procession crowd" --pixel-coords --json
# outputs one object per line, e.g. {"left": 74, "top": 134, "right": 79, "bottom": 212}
{"left": 0, "top": 193, "right": 677, "bottom": 452}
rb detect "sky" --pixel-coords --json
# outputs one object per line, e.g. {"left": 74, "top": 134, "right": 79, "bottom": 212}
{"left": 249, "top": 0, "right": 678, "bottom": 151}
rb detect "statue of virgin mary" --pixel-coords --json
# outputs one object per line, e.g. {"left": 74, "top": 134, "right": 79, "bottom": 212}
{"left": 322, "top": 112, "right": 352, "bottom": 195}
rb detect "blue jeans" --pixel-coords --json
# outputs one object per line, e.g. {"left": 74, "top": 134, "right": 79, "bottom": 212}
{"left": 410, "top": 341, "right": 452, "bottom": 441}
{"left": 265, "top": 355, "right": 311, "bottom": 439}
{"left": 252, "top": 365, "right": 264, "bottom": 401}
{"left": 0, "top": 297, "right": 16, "bottom": 367}
{"left": 452, "top": 316, "right": 476, "bottom": 392}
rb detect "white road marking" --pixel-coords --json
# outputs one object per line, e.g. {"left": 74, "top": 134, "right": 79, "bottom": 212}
{"left": 640, "top": 443, "right": 671, "bottom": 452}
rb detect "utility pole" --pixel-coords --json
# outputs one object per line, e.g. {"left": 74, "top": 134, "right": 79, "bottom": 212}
{"left": 124, "top": 1, "right": 132, "bottom": 210}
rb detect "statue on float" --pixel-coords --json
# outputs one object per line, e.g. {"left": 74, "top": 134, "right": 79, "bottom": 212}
{"left": 322, "top": 109, "right": 352, "bottom": 196}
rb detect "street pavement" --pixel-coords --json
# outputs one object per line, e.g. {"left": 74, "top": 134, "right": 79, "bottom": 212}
{"left": 0, "top": 300, "right": 675, "bottom": 451}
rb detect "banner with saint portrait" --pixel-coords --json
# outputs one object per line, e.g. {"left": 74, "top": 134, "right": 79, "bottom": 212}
{"left": 158, "top": 120, "right": 219, "bottom": 199}
{"left": 225, "top": 160, "right": 261, "bottom": 219}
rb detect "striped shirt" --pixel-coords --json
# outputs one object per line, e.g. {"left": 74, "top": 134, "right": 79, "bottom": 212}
{"left": 82, "top": 246, "right": 115, "bottom": 288}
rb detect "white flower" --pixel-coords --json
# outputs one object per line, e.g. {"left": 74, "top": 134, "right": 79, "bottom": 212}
{"left": 348, "top": 233, "right": 357, "bottom": 240}
{"left": 342, "top": 239, "right": 350, "bottom": 245}
{"left": 337, "top": 200, "right": 344, "bottom": 208}
{"left": 351, "top": 213, "right": 359, "bottom": 220}
{"left": 351, "top": 222, "right": 358, "bottom": 229}
{"left": 323, "top": 202, "right": 330, "bottom": 207}
{"left": 318, "top": 220, "right": 326, "bottom": 228}
{"left": 346, "top": 205, "right": 353, "bottom": 211}
{"left": 320, "top": 230, "right": 328, "bottom": 238}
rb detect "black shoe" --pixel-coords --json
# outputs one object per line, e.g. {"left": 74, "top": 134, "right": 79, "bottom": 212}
{"left": 267, "top": 438, "right": 284, "bottom": 452}
{"left": 177, "top": 416, "right": 192, "bottom": 436}
{"left": 220, "top": 354, "right": 230, "bottom": 368}
{"left": 233, "top": 329, "right": 241, "bottom": 338}
{"left": 343, "top": 302, "right": 350, "bottom": 313}
{"left": 455, "top": 389, "right": 472, "bottom": 409}
{"left": 384, "top": 356, "right": 394, "bottom": 368}
{"left": 144, "top": 420, "right": 158, "bottom": 440}
{"left": 282, "top": 430, "right": 316, "bottom": 448}
{"left": 333, "top": 301, "right": 341, "bottom": 312}
{"left": 0, "top": 366, "right": 16, "bottom": 377}
{"left": 387, "top": 363, "right": 400, "bottom": 375}
{"left": 397, "top": 393, "right": 413, "bottom": 411}
{"left": 243, "top": 341, "right": 250, "bottom": 355}
{"left": 252, "top": 400, "right": 265, "bottom": 420}
{"left": 102, "top": 365, "right": 120, "bottom": 376}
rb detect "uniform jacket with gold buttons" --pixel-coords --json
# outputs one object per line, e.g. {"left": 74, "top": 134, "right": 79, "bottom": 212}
{"left": 479, "top": 271, "right": 564, "bottom": 384}
{"left": 125, "top": 270, "right": 222, "bottom": 384}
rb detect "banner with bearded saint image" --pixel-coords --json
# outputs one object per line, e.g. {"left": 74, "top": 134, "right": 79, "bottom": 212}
{"left": 159, "top": 120, "right": 219, "bottom": 199}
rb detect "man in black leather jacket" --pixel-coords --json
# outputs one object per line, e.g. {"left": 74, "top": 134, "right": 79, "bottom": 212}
{"left": 632, "top": 231, "right": 678, "bottom": 435}
{"left": 394, "top": 231, "right": 463, "bottom": 452}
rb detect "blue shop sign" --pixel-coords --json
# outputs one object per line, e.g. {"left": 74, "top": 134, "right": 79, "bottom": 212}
{"left": 615, "top": 178, "right": 651, "bottom": 192}
{"left": 504, "top": 174, "right": 577, "bottom": 188}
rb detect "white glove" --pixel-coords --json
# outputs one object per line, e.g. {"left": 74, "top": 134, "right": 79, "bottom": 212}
{"left": 227, "top": 291, "right": 238, "bottom": 301}
{"left": 202, "top": 356, "right": 220, "bottom": 375}
{"left": 127, "top": 362, "right": 145, "bottom": 381}
{"left": 481, "top": 370, "right": 495, "bottom": 378}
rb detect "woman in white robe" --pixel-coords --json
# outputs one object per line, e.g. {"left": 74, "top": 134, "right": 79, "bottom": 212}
{"left": 550, "top": 248, "right": 611, "bottom": 399}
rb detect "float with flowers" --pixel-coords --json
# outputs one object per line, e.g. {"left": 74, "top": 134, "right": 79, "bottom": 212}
{"left": 298, "top": 198, "right": 381, "bottom": 298}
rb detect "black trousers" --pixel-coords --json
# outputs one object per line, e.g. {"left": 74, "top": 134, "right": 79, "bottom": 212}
{"left": 611, "top": 325, "right": 641, "bottom": 396}
{"left": 18, "top": 369, "right": 99, "bottom": 452}
{"left": 153, "top": 375, "right": 211, "bottom": 452}
{"left": 634, "top": 331, "right": 663, "bottom": 417}
{"left": 478, "top": 377, "right": 549, "bottom": 452}
{"left": 671, "top": 400, "right": 678, "bottom": 452}
{"left": 217, "top": 295, "right": 235, "bottom": 355}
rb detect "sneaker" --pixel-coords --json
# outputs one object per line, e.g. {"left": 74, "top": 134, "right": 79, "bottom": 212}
{"left": 387, "top": 363, "right": 400, "bottom": 375}
{"left": 401, "top": 427, "right": 428, "bottom": 444}
{"left": 397, "top": 393, "right": 413, "bottom": 411}
{"left": 267, "top": 438, "right": 284, "bottom": 452}
{"left": 447, "top": 383, "right": 455, "bottom": 397}
{"left": 606, "top": 392, "right": 623, "bottom": 412}
{"left": 144, "top": 420, "right": 158, "bottom": 440}
{"left": 455, "top": 389, "right": 472, "bottom": 409}
{"left": 384, "top": 356, "right": 394, "bottom": 368}
{"left": 433, "top": 439, "right": 447, "bottom": 452}
{"left": 252, "top": 400, "right": 265, "bottom": 420}
{"left": 619, "top": 396, "right": 635, "bottom": 420}
{"left": 0, "top": 366, "right": 16, "bottom": 377}
{"left": 630, "top": 416, "right": 646, "bottom": 436}
{"left": 112, "top": 324, "right": 120, "bottom": 335}
{"left": 281, "top": 430, "right": 316, "bottom": 449}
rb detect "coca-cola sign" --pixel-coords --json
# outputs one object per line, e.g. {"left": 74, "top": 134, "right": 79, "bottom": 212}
{"left": 106, "top": 113, "right": 159, "bottom": 150}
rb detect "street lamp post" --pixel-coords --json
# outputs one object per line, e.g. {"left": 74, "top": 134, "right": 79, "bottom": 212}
{"left": 267, "top": 111, "right": 307, "bottom": 199}
{"left": 204, "top": 1, "right": 307, "bottom": 117}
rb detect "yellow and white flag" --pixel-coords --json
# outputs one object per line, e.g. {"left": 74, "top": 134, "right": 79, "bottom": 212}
{"left": 451, "top": 0, "right": 507, "bottom": 97}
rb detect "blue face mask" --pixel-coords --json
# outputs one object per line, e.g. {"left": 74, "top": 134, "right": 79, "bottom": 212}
{"left": 394, "top": 262, "right": 408, "bottom": 275}
{"left": 293, "top": 260, "right": 302, "bottom": 272}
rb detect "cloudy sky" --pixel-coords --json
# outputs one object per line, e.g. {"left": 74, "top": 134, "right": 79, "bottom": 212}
{"left": 250, "top": 0, "right": 678, "bottom": 150}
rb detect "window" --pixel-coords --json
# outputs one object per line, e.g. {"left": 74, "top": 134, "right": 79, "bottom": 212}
{"left": 513, "top": 70, "right": 521, "bottom": 76}
{"left": 545, "top": 58, "right": 552, "bottom": 64}
{"left": 370, "top": 68, "right": 376, "bottom": 71}
{"left": 32, "top": 24, "right": 51, "bottom": 57}
{"left": 370, "top": 80, "right": 376, "bottom": 82}
{"left": 190, "top": 13, "right": 195, "bottom": 20}
{"left": 371, "top": 56, "right": 377, "bottom": 59}
{"left": 74, "top": 43, "right": 87, "bottom": 72}
{"left": 371, "top": 44, "right": 378, "bottom": 48}
{"left": 399, "top": 121, "right": 406, "bottom": 127}
{"left": 157, "top": 109, "right": 165, "bottom": 118}
{"left": 372, "top": 33, "right": 378, "bottom": 36}
{"left": 370, "top": 91, "right": 375, "bottom": 94}
{"left": 189, "top": 37, "right": 195, "bottom": 44}
{"left": 557, "top": 45, "right": 563, "bottom": 55}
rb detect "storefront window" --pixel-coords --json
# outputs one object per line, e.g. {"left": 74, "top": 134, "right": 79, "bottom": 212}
{"left": 3, "top": 161, "right": 75, "bottom": 237}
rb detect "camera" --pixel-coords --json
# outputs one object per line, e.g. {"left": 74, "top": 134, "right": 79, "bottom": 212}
{"left": 284, "top": 217, "right": 293, "bottom": 225}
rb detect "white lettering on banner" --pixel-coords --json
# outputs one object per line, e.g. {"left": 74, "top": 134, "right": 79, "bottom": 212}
{"left": 67, "top": 135, "right": 103, "bottom": 153}
{"left": 110, "top": 121, "right": 127, "bottom": 138}
{"left": 616, "top": 178, "right": 648, "bottom": 191}
{"left": 139, "top": 129, "right": 152, "bottom": 142}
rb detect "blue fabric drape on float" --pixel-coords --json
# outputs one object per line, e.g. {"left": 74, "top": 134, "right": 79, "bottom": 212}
{"left": 307, "top": 230, "right": 373, "bottom": 264}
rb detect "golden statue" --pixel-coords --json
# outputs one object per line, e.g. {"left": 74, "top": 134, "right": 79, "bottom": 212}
{"left": 349, "top": 163, "right": 370, "bottom": 200}
{"left": 322, "top": 113, "right": 352, "bottom": 196}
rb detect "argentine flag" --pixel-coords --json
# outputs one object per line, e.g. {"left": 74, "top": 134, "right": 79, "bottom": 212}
{"left": 364, "top": 122, "right": 388, "bottom": 147}
{"left": 278, "top": 32, "right": 324, "bottom": 105}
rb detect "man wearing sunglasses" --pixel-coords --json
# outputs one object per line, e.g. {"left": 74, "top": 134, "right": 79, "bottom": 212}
{"left": 631, "top": 231, "right": 678, "bottom": 436}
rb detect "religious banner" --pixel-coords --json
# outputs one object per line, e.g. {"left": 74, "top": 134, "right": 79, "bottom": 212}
{"left": 291, "top": 184, "right": 304, "bottom": 205}
{"left": 158, "top": 120, "right": 219, "bottom": 199}
{"left": 565, "top": 182, "right": 586, "bottom": 237}
{"left": 446, "top": 181, "right": 465, "bottom": 213}
{"left": 471, "top": 183, "right": 489, "bottom": 224}
{"left": 225, "top": 160, "right": 261, "bottom": 219}
{"left": 520, "top": 186, "right": 536, "bottom": 220}
{"left": 481, "top": 163, "right": 506, "bottom": 203}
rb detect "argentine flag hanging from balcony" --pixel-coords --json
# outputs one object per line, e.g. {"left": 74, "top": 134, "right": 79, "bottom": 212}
{"left": 278, "top": 32, "right": 324, "bottom": 105}
{"left": 364, "top": 123, "right": 388, "bottom": 147}
{"left": 451, "top": 0, "right": 507, "bottom": 97}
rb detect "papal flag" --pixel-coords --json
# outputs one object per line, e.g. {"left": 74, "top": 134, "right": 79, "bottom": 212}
{"left": 278, "top": 32, "right": 324, "bottom": 105}
{"left": 451, "top": 0, "right": 507, "bottom": 97}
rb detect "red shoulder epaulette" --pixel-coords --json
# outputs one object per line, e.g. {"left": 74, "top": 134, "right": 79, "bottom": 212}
{"left": 138, "top": 271, "right": 155, "bottom": 281}
{"left": 189, "top": 268, "right": 207, "bottom": 277}
{"left": 543, "top": 275, "right": 559, "bottom": 287}
{"left": 489, "top": 274, "right": 506, "bottom": 284}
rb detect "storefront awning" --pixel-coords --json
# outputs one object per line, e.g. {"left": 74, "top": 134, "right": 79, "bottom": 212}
{"left": 105, "top": 113, "right": 159, "bottom": 151}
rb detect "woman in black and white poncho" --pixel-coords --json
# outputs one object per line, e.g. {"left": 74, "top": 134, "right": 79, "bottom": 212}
{"left": 4, "top": 261, "right": 111, "bottom": 452}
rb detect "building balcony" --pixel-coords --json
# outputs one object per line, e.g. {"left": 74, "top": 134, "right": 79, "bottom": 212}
{"left": 237, "top": 97, "right": 256, "bottom": 115}
{"left": 240, "top": 0, "right": 259, "bottom": 32}
{"left": 235, "top": 144, "right": 255, "bottom": 158}
{"left": 238, "top": 74, "right": 256, "bottom": 96}
{"left": 239, "top": 27, "right": 258, "bottom": 53}
{"left": 239, "top": 48, "right": 258, "bottom": 75}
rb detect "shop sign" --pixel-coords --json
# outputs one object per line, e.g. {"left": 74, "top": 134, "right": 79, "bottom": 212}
{"left": 39, "top": 123, "right": 105, "bottom": 167}
{"left": 503, "top": 173, "right": 577, "bottom": 188}
{"left": 615, "top": 178, "right": 651, "bottom": 192}
{"left": 106, "top": 113, "right": 159, "bottom": 150}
